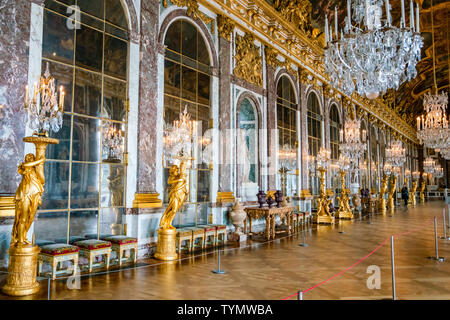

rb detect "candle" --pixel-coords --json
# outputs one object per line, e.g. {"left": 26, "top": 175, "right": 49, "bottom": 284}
{"left": 340, "top": 129, "right": 344, "bottom": 142}
{"left": 385, "top": 0, "right": 391, "bottom": 26}
{"left": 416, "top": 3, "right": 420, "bottom": 32}
{"left": 417, "top": 117, "right": 420, "bottom": 130}
{"left": 334, "top": 6, "right": 338, "bottom": 39}
{"left": 347, "top": 0, "right": 351, "bottom": 28}
{"left": 330, "top": 25, "right": 333, "bottom": 42}
{"left": 401, "top": 0, "right": 406, "bottom": 28}
{"left": 365, "top": 0, "right": 369, "bottom": 29}
{"left": 410, "top": 0, "right": 415, "bottom": 31}
{"left": 25, "top": 85, "right": 28, "bottom": 107}
{"left": 325, "top": 15, "right": 329, "bottom": 44}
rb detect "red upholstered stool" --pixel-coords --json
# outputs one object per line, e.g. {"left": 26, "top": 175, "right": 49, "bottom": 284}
{"left": 38, "top": 244, "right": 79, "bottom": 280}
{"left": 211, "top": 224, "right": 227, "bottom": 246}
{"left": 101, "top": 235, "right": 138, "bottom": 267}
{"left": 197, "top": 224, "right": 217, "bottom": 248}
{"left": 73, "top": 240, "right": 112, "bottom": 273}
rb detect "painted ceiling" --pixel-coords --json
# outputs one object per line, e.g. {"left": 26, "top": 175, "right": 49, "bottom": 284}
{"left": 267, "top": 0, "right": 449, "bottom": 127}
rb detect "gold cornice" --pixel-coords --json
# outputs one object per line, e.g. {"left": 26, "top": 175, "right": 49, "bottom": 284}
{"left": 196, "top": 0, "right": 418, "bottom": 144}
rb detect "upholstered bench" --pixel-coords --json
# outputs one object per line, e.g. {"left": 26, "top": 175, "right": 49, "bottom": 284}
{"left": 187, "top": 227, "right": 205, "bottom": 251}
{"left": 73, "top": 240, "right": 112, "bottom": 273}
{"left": 101, "top": 235, "right": 138, "bottom": 267}
{"left": 38, "top": 244, "right": 79, "bottom": 280}
{"left": 197, "top": 225, "right": 217, "bottom": 248}
{"left": 176, "top": 228, "right": 193, "bottom": 253}
{"left": 210, "top": 224, "right": 227, "bottom": 246}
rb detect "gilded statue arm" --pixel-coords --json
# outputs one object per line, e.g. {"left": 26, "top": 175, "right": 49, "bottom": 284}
{"left": 22, "top": 158, "right": 45, "bottom": 168}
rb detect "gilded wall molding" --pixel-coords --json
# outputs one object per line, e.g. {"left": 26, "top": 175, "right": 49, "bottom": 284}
{"left": 234, "top": 33, "right": 263, "bottom": 87}
{"left": 164, "top": 0, "right": 215, "bottom": 33}
{"left": 265, "top": 46, "right": 294, "bottom": 75}
{"left": 217, "top": 14, "right": 235, "bottom": 41}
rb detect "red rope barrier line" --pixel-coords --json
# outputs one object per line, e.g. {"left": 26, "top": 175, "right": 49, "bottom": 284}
{"left": 282, "top": 219, "right": 434, "bottom": 300}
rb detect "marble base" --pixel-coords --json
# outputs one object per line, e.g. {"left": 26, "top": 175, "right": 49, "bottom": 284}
{"left": 227, "top": 232, "right": 247, "bottom": 242}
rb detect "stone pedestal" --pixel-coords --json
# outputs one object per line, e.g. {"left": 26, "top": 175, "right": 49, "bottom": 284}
{"left": 2, "top": 245, "right": 40, "bottom": 296}
{"left": 154, "top": 228, "right": 177, "bottom": 261}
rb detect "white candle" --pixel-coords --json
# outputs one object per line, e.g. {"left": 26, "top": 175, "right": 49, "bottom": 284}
{"left": 417, "top": 117, "right": 420, "bottom": 130}
{"left": 410, "top": 0, "right": 415, "bottom": 31}
{"left": 347, "top": 0, "right": 351, "bottom": 28}
{"left": 330, "top": 25, "right": 333, "bottom": 42}
{"left": 401, "top": 0, "right": 406, "bottom": 28}
{"left": 385, "top": 0, "right": 391, "bottom": 26}
{"left": 325, "top": 15, "right": 329, "bottom": 44}
{"left": 416, "top": 3, "right": 420, "bottom": 32}
{"left": 335, "top": 6, "right": 338, "bottom": 38}
{"left": 365, "top": 0, "right": 369, "bottom": 29}
{"left": 25, "top": 85, "right": 28, "bottom": 106}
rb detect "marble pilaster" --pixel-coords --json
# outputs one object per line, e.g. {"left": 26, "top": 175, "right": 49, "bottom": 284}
{"left": 0, "top": 0, "right": 33, "bottom": 194}
{"left": 266, "top": 63, "right": 277, "bottom": 190}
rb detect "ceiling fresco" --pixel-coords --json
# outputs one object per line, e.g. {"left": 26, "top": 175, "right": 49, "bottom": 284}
{"left": 267, "top": 0, "right": 449, "bottom": 127}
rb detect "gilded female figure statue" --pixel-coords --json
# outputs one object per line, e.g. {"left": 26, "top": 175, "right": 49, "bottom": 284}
{"left": 159, "top": 162, "right": 188, "bottom": 230}
{"left": 11, "top": 153, "right": 46, "bottom": 246}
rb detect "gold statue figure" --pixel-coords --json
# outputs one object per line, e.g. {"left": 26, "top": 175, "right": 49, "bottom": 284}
{"left": 379, "top": 175, "right": 388, "bottom": 214}
{"left": 159, "top": 162, "right": 188, "bottom": 229}
{"left": 154, "top": 161, "right": 188, "bottom": 261}
{"left": 387, "top": 175, "right": 397, "bottom": 213}
{"left": 410, "top": 180, "right": 417, "bottom": 206}
{"left": 336, "top": 170, "right": 353, "bottom": 219}
{"left": 314, "top": 167, "right": 335, "bottom": 224}
{"left": 11, "top": 154, "right": 45, "bottom": 246}
{"left": 420, "top": 180, "right": 426, "bottom": 203}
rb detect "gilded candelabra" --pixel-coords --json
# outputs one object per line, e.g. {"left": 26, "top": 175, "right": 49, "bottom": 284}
{"left": 387, "top": 175, "right": 397, "bottom": 213}
{"left": 336, "top": 169, "right": 352, "bottom": 219}
{"left": 420, "top": 180, "right": 426, "bottom": 203}
{"left": 314, "top": 167, "right": 334, "bottom": 224}
{"left": 378, "top": 175, "right": 388, "bottom": 214}
{"left": 3, "top": 65, "right": 63, "bottom": 296}
{"left": 155, "top": 107, "right": 193, "bottom": 261}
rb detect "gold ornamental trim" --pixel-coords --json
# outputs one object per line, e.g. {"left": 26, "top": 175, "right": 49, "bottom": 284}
{"left": 216, "top": 191, "right": 235, "bottom": 204}
{"left": 0, "top": 195, "right": 15, "bottom": 217}
{"left": 163, "top": 0, "right": 215, "bottom": 33}
{"left": 234, "top": 33, "right": 263, "bottom": 87}
{"left": 217, "top": 14, "right": 235, "bottom": 41}
{"left": 132, "top": 193, "right": 163, "bottom": 208}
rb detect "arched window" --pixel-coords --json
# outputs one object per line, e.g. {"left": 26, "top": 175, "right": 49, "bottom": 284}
{"left": 163, "top": 20, "right": 212, "bottom": 227}
{"left": 35, "top": 0, "right": 130, "bottom": 244}
{"left": 329, "top": 104, "right": 340, "bottom": 161}
{"left": 307, "top": 93, "right": 322, "bottom": 156}
{"left": 276, "top": 76, "right": 297, "bottom": 196}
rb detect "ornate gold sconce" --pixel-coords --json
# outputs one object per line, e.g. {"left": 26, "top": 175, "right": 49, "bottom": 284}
{"left": 378, "top": 175, "right": 388, "bottom": 214}
{"left": 314, "top": 167, "right": 334, "bottom": 224}
{"left": 420, "top": 179, "right": 426, "bottom": 203}
{"left": 410, "top": 180, "right": 418, "bottom": 206}
{"left": 387, "top": 174, "right": 397, "bottom": 213}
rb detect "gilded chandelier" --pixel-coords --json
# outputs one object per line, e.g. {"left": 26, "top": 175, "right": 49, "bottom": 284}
{"left": 324, "top": 0, "right": 423, "bottom": 99}
{"left": 24, "top": 62, "right": 65, "bottom": 135}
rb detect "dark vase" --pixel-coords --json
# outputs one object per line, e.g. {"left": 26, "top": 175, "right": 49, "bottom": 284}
{"left": 274, "top": 190, "right": 283, "bottom": 208}
{"left": 257, "top": 190, "right": 266, "bottom": 208}
{"left": 266, "top": 195, "right": 275, "bottom": 208}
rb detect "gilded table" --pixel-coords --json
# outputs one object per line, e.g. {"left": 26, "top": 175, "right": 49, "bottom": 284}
{"left": 243, "top": 206, "right": 295, "bottom": 240}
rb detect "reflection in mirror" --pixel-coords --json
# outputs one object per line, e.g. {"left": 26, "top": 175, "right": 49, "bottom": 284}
{"left": 35, "top": 212, "right": 69, "bottom": 244}
{"left": 41, "top": 161, "right": 70, "bottom": 210}
{"left": 69, "top": 210, "right": 99, "bottom": 239}
{"left": 70, "top": 163, "right": 100, "bottom": 209}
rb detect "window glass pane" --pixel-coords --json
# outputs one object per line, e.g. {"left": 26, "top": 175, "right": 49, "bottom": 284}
{"left": 78, "top": 0, "right": 104, "bottom": 19}
{"left": 164, "top": 59, "right": 181, "bottom": 95}
{"left": 74, "top": 69, "right": 102, "bottom": 117}
{"left": 75, "top": 25, "right": 103, "bottom": 72}
{"left": 182, "top": 21, "right": 197, "bottom": 60}
{"left": 197, "top": 33, "right": 210, "bottom": 65}
{"left": 35, "top": 212, "right": 68, "bottom": 243}
{"left": 47, "top": 114, "right": 71, "bottom": 161}
{"left": 164, "top": 95, "right": 181, "bottom": 126}
{"left": 103, "top": 77, "right": 126, "bottom": 121}
{"left": 196, "top": 203, "right": 209, "bottom": 225}
{"left": 105, "top": 0, "right": 127, "bottom": 29}
{"left": 104, "top": 35, "right": 127, "bottom": 80}
{"left": 164, "top": 20, "right": 182, "bottom": 53}
{"left": 100, "top": 163, "right": 125, "bottom": 207}
{"left": 182, "top": 66, "right": 197, "bottom": 101}
{"left": 197, "top": 72, "right": 210, "bottom": 105}
{"left": 70, "top": 163, "right": 100, "bottom": 209}
{"left": 72, "top": 116, "right": 101, "bottom": 162}
{"left": 177, "top": 203, "right": 196, "bottom": 227}
{"left": 197, "top": 170, "right": 210, "bottom": 202}
{"left": 99, "top": 208, "right": 124, "bottom": 235}
{"left": 42, "top": 10, "right": 74, "bottom": 64}
{"left": 69, "top": 210, "right": 98, "bottom": 239}
{"left": 41, "top": 161, "right": 70, "bottom": 210}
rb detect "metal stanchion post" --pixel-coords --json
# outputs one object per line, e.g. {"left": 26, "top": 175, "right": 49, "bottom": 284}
{"left": 298, "top": 291, "right": 303, "bottom": 300}
{"left": 369, "top": 212, "right": 373, "bottom": 224}
{"left": 212, "top": 249, "right": 226, "bottom": 274}
{"left": 299, "top": 228, "right": 308, "bottom": 247}
{"left": 339, "top": 220, "right": 345, "bottom": 234}
{"left": 391, "top": 236, "right": 396, "bottom": 301}
{"left": 428, "top": 216, "right": 445, "bottom": 261}
{"left": 47, "top": 277, "right": 51, "bottom": 300}
{"left": 441, "top": 208, "right": 450, "bottom": 240}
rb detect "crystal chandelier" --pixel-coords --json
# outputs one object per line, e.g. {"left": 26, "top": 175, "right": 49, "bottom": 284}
{"left": 383, "top": 162, "right": 392, "bottom": 175}
{"left": 163, "top": 107, "right": 194, "bottom": 164}
{"left": 316, "top": 147, "right": 331, "bottom": 169}
{"left": 278, "top": 144, "right": 297, "bottom": 172}
{"left": 412, "top": 171, "right": 420, "bottom": 180}
{"left": 417, "top": 92, "right": 449, "bottom": 150}
{"left": 339, "top": 118, "right": 367, "bottom": 169}
{"left": 439, "top": 147, "right": 450, "bottom": 160}
{"left": 324, "top": 0, "right": 423, "bottom": 99}
{"left": 434, "top": 164, "right": 443, "bottom": 179}
{"left": 24, "top": 62, "right": 65, "bottom": 135}
{"left": 337, "top": 154, "right": 350, "bottom": 171}
{"left": 103, "top": 123, "right": 124, "bottom": 160}
{"left": 386, "top": 139, "right": 406, "bottom": 168}
{"left": 423, "top": 156, "right": 435, "bottom": 174}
